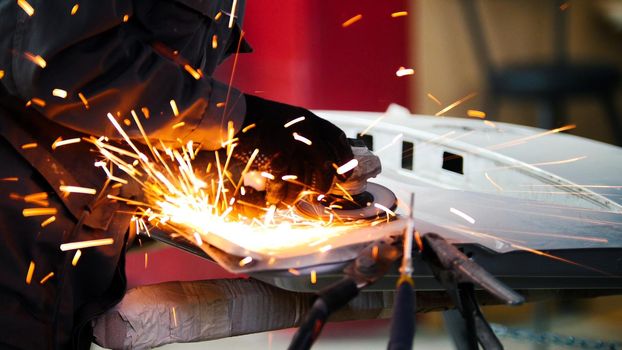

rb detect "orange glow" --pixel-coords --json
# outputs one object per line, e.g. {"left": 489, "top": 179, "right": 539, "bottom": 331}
{"left": 17, "top": 0, "right": 34, "bottom": 16}
{"left": 183, "top": 64, "right": 202, "bottom": 80}
{"left": 467, "top": 109, "right": 486, "bottom": 118}
{"left": 342, "top": 14, "right": 363, "bottom": 27}
{"left": 39, "top": 272, "right": 54, "bottom": 284}
{"left": 170, "top": 99, "right": 179, "bottom": 116}
{"left": 24, "top": 52, "right": 46, "bottom": 68}
{"left": 25, "top": 261, "right": 35, "bottom": 284}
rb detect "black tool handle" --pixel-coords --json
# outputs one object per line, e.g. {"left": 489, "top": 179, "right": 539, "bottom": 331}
{"left": 387, "top": 278, "right": 416, "bottom": 350}
{"left": 288, "top": 278, "right": 359, "bottom": 350}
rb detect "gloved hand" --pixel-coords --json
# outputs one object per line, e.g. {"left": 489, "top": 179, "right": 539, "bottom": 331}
{"left": 232, "top": 94, "right": 354, "bottom": 206}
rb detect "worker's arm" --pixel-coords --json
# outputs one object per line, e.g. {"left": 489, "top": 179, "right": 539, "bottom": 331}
{"left": 0, "top": 0, "right": 248, "bottom": 149}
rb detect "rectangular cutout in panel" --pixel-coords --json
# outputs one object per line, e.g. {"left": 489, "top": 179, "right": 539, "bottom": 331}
{"left": 401, "top": 141, "right": 414, "bottom": 170}
{"left": 356, "top": 133, "right": 374, "bottom": 151}
{"left": 442, "top": 151, "right": 463, "bottom": 174}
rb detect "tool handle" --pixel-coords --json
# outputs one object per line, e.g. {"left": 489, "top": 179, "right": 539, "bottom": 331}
{"left": 387, "top": 278, "right": 416, "bottom": 350}
{"left": 288, "top": 278, "right": 359, "bottom": 350}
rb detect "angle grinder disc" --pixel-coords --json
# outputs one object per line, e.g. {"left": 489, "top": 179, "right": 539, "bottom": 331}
{"left": 295, "top": 183, "right": 397, "bottom": 221}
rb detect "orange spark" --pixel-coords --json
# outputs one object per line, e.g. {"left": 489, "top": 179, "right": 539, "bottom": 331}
{"left": 0, "top": 70, "right": 4, "bottom": 80}
{"left": 171, "top": 307, "right": 178, "bottom": 327}
{"left": 77, "top": 92, "right": 89, "bottom": 109}
{"left": 467, "top": 109, "right": 486, "bottom": 118}
{"left": 17, "top": 0, "right": 34, "bottom": 16}
{"left": 212, "top": 35, "right": 218, "bottom": 49}
{"left": 70, "top": 4, "right": 79, "bottom": 15}
{"left": 281, "top": 175, "right": 298, "bottom": 181}
{"left": 59, "top": 185, "right": 96, "bottom": 195}
{"left": 71, "top": 250, "right": 82, "bottom": 266}
{"left": 60, "top": 238, "right": 114, "bottom": 251}
{"left": 183, "top": 64, "right": 202, "bottom": 80}
{"left": 144, "top": 253, "right": 148, "bottom": 269}
{"left": 26, "top": 98, "right": 46, "bottom": 107}
{"left": 435, "top": 92, "right": 477, "bottom": 116}
{"left": 310, "top": 270, "right": 317, "bottom": 284}
{"left": 391, "top": 11, "right": 408, "bottom": 18}
{"left": 40, "top": 216, "right": 56, "bottom": 228}
{"left": 170, "top": 99, "right": 179, "bottom": 116}
{"left": 288, "top": 268, "right": 301, "bottom": 276}
{"left": 342, "top": 14, "right": 363, "bottom": 27}
{"left": 489, "top": 124, "right": 576, "bottom": 150}
{"left": 414, "top": 230, "right": 423, "bottom": 252}
{"left": 292, "top": 132, "right": 312, "bottom": 146}
{"left": 242, "top": 123, "right": 256, "bottom": 133}
{"left": 1, "top": 177, "right": 18, "bottom": 181}
{"left": 426, "top": 93, "right": 442, "bottom": 106}
{"left": 23, "top": 208, "right": 57, "bottom": 217}
{"left": 52, "top": 137, "right": 81, "bottom": 150}
{"left": 172, "top": 122, "right": 185, "bottom": 129}
{"left": 396, "top": 67, "right": 415, "bottom": 77}
{"left": 24, "top": 52, "right": 46, "bottom": 68}
{"left": 24, "top": 192, "right": 47, "bottom": 203}
{"left": 39, "top": 272, "right": 54, "bottom": 284}
{"left": 215, "top": 11, "right": 222, "bottom": 21}
{"left": 141, "top": 107, "right": 150, "bottom": 119}
{"left": 21, "top": 142, "right": 38, "bottom": 149}
{"left": 484, "top": 172, "right": 503, "bottom": 191}
{"left": 239, "top": 256, "right": 253, "bottom": 267}
{"left": 216, "top": 102, "right": 225, "bottom": 108}
{"left": 122, "top": 14, "right": 129, "bottom": 22}
{"left": 25, "top": 261, "right": 35, "bottom": 284}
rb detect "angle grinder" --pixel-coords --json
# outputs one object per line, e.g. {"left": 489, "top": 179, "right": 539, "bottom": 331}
{"left": 295, "top": 138, "right": 397, "bottom": 221}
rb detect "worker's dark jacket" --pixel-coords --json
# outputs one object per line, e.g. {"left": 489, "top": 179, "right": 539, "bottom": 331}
{"left": 0, "top": 1, "right": 249, "bottom": 348}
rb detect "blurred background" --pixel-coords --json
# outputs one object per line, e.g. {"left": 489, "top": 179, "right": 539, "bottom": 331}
{"left": 116, "top": 0, "right": 622, "bottom": 349}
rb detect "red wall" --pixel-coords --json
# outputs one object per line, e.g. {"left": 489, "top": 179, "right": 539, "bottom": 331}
{"left": 216, "top": 0, "right": 412, "bottom": 111}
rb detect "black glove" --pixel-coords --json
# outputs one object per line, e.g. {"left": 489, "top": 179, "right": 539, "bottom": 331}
{"left": 233, "top": 94, "right": 354, "bottom": 206}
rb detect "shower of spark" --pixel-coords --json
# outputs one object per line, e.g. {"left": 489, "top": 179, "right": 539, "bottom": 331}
{"left": 90, "top": 112, "right": 383, "bottom": 259}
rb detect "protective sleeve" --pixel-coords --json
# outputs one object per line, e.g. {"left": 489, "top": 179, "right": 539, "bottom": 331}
{"left": 0, "top": 0, "right": 246, "bottom": 150}
{"left": 92, "top": 279, "right": 394, "bottom": 349}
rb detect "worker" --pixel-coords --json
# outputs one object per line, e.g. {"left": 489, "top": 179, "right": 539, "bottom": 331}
{"left": 0, "top": 0, "right": 353, "bottom": 348}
